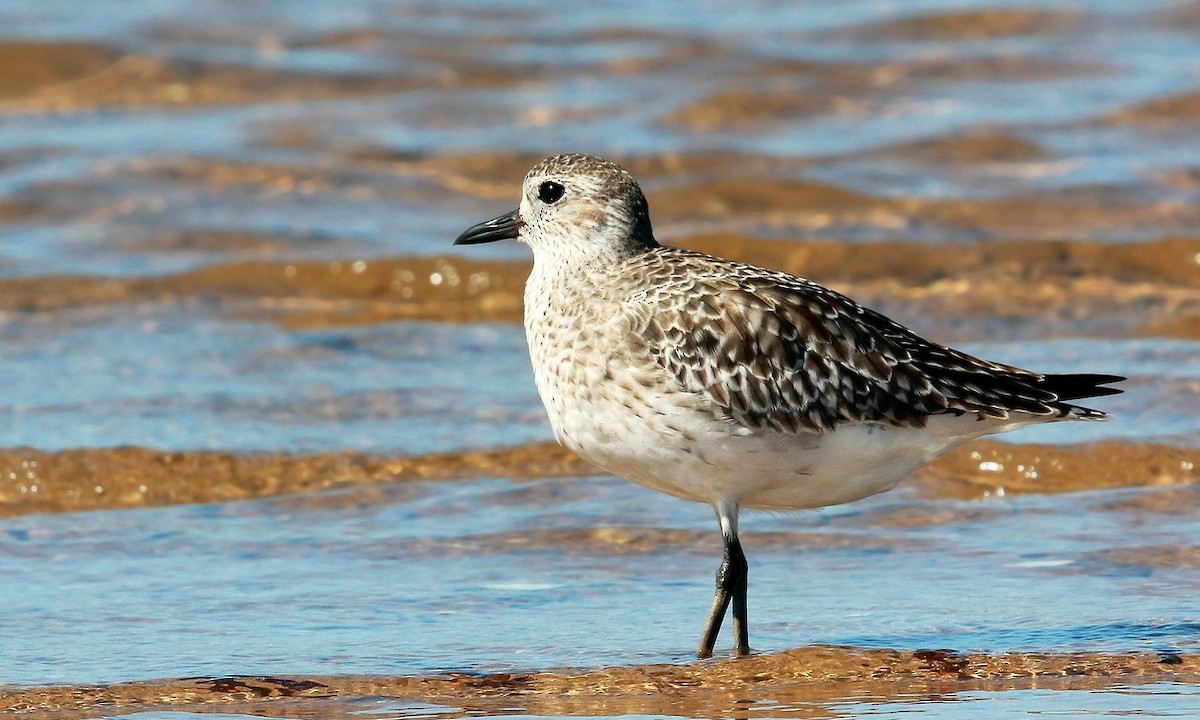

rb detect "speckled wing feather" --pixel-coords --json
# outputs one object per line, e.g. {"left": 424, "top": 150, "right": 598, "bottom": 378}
{"left": 632, "top": 248, "right": 1115, "bottom": 434}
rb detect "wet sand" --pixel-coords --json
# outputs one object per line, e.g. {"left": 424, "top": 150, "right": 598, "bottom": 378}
{"left": 4, "top": 648, "right": 1198, "bottom": 720}
{"left": 3, "top": 439, "right": 1198, "bottom": 519}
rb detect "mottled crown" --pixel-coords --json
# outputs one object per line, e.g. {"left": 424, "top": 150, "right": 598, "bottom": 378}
{"left": 528, "top": 153, "right": 639, "bottom": 196}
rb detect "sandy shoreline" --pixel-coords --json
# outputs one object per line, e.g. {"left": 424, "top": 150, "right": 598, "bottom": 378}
{"left": 2, "top": 439, "right": 1196, "bottom": 519}
{"left": 4, "top": 647, "right": 1197, "bottom": 719}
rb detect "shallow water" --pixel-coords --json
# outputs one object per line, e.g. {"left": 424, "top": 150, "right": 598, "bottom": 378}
{"left": 3, "top": 0, "right": 1200, "bottom": 717}
{"left": 2, "top": 310, "right": 544, "bottom": 452}
{"left": 1, "top": 310, "right": 1194, "bottom": 452}
{"left": 8, "top": 475, "right": 1200, "bottom": 687}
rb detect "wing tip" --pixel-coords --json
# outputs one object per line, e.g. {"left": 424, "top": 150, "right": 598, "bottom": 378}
{"left": 1040, "top": 373, "right": 1126, "bottom": 402}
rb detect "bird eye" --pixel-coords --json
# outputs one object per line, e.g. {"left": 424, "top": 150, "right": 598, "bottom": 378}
{"left": 537, "top": 180, "right": 565, "bottom": 204}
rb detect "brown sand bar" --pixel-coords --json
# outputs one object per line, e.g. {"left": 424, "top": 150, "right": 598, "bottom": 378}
{"left": 1104, "top": 89, "right": 1200, "bottom": 128}
{"left": 0, "top": 42, "right": 426, "bottom": 113}
{"left": 0, "top": 442, "right": 589, "bottom": 518}
{"left": 3, "top": 237, "right": 1200, "bottom": 335}
{"left": 661, "top": 53, "right": 1097, "bottom": 132}
{"left": 3, "top": 648, "right": 1198, "bottom": 720}
{"left": 832, "top": 8, "right": 1084, "bottom": 42}
{"left": 2, "top": 439, "right": 1197, "bottom": 519}
{"left": 0, "top": 37, "right": 610, "bottom": 114}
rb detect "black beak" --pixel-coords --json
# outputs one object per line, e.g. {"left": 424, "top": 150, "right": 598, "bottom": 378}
{"left": 454, "top": 208, "right": 523, "bottom": 245}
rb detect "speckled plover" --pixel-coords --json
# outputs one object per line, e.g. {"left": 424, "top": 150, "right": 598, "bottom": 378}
{"left": 455, "top": 153, "right": 1123, "bottom": 658}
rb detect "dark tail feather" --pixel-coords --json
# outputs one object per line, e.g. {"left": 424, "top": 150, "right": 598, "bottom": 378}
{"left": 1038, "top": 373, "right": 1125, "bottom": 401}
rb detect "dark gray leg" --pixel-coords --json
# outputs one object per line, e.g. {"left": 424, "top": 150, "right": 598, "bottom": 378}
{"left": 697, "top": 504, "right": 749, "bottom": 658}
{"left": 728, "top": 534, "right": 749, "bottom": 655}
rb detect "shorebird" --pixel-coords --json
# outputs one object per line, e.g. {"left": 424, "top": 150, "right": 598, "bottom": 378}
{"left": 454, "top": 153, "right": 1123, "bottom": 658}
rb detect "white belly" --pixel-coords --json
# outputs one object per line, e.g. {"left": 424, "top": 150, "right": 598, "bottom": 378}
{"left": 549, "top": 377, "right": 967, "bottom": 510}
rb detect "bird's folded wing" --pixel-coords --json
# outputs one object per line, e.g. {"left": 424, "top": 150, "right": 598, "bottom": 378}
{"left": 632, "top": 259, "right": 1066, "bottom": 434}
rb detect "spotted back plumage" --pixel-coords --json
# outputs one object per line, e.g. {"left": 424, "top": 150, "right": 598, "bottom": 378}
{"left": 624, "top": 247, "right": 1119, "bottom": 434}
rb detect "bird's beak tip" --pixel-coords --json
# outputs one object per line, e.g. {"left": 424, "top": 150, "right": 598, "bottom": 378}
{"left": 454, "top": 208, "right": 523, "bottom": 245}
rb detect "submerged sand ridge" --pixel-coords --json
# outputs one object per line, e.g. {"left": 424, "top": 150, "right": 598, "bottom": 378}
{"left": 0, "top": 442, "right": 589, "bottom": 518}
{"left": 3, "top": 647, "right": 1198, "bottom": 720}
{"left": 2, "top": 439, "right": 1196, "bottom": 519}
{"left": 0, "top": 42, "right": 425, "bottom": 112}
{"left": 3, "top": 236, "right": 1200, "bottom": 336}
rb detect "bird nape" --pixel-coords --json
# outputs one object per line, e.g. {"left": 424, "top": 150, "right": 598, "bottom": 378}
{"left": 454, "top": 152, "right": 1124, "bottom": 659}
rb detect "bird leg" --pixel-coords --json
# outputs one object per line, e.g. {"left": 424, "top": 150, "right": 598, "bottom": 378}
{"left": 697, "top": 524, "right": 749, "bottom": 658}
{"left": 729, "top": 533, "right": 749, "bottom": 655}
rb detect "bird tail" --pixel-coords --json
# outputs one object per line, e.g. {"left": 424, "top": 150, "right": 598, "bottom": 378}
{"left": 1037, "top": 373, "right": 1125, "bottom": 419}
